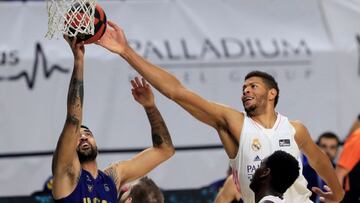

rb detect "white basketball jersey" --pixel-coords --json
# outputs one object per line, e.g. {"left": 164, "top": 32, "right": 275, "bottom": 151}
{"left": 259, "top": 195, "right": 286, "bottom": 203}
{"left": 230, "top": 113, "right": 312, "bottom": 203}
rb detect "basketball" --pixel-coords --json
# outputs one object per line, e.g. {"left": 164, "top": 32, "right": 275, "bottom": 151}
{"left": 67, "top": 3, "right": 107, "bottom": 44}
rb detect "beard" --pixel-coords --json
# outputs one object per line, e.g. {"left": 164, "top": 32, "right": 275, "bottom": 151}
{"left": 77, "top": 145, "right": 98, "bottom": 163}
{"left": 249, "top": 175, "right": 263, "bottom": 193}
{"left": 244, "top": 105, "right": 257, "bottom": 116}
{"left": 243, "top": 94, "right": 267, "bottom": 116}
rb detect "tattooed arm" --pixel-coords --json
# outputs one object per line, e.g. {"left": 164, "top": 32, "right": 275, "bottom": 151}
{"left": 104, "top": 77, "right": 175, "bottom": 192}
{"left": 52, "top": 37, "right": 85, "bottom": 200}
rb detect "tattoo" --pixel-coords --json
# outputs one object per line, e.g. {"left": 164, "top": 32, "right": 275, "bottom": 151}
{"left": 52, "top": 115, "right": 80, "bottom": 174}
{"left": 66, "top": 114, "right": 80, "bottom": 126}
{"left": 52, "top": 62, "right": 84, "bottom": 180}
{"left": 104, "top": 165, "right": 121, "bottom": 192}
{"left": 145, "top": 106, "right": 173, "bottom": 148}
{"left": 152, "top": 133, "right": 163, "bottom": 146}
{"left": 68, "top": 77, "right": 84, "bottom": 107}
{"left": 75, "top": 173, "right": 81, "bottom": 183}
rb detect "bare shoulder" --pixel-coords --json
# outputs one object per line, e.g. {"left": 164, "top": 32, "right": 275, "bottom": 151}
{"left": 221, "top": 106, "right": 245, "bottom": 134}
{"left": 289, "top": 120, "right": 312, "bottom": 148}
{"left": 289, "top": 120, "right": 308, "bottom": 133}
{"left": 219, "top": 104, "right": 244, "bottom": 121}
{"left": 289, "top": 119, "right": 304, "bottom": 127}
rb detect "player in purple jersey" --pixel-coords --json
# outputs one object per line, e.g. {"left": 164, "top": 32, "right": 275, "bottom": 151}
{"left": 52, "top": 37, "right": 175, "bottom": 203}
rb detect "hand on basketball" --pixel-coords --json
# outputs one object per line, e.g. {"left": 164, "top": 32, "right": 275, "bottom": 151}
{"left": 64, "top": 35, "right": 85, "bottom": 59}
{"left": 131, "top": 77, "right": 155, "bottom": 108}
{"left": 312, "top": 185, "right": 340, "bottom": 203}
{"left": 96, "top": 20, "right": 128, "bottom": 55}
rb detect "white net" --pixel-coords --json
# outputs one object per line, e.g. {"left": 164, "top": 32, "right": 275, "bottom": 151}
{"left": 45, "top": 0, "right": 97, "bottom": 39}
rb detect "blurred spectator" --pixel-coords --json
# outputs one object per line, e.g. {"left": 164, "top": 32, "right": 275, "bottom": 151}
{"left": 214, "top": 174, "right": 242, "bottom": 203}
{"left": 42, "top": 176, "right": 53, "bottom": 194}
{"left": 303, "top": 132, "right": 340, "bottom": 203}
{"left": 118, "top": 176, "right": 164, "bottom": 203}
{"left": 336, "top": 115, "right": 360, "bottom": 203}
{"left": 31, "top": 176, "right": 53, "bottom": 196}
{"left": 208, "top": 167, "right": 242, "bottom": 203}
{"left": 208, "top": 167, "right": 232, "bottom": 192}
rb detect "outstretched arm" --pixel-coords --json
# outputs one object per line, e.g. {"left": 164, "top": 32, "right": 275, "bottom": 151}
{"left": 52, "top": 37, "right": 85, "bottom": 199}
{"left": 104, "top": 77, "right": 175, "bottom": 191}
{"left": 97, "top": 21, "right": 242, "bottom": 158}
{"left": 292, "top": 121, "right": 344, "bottom": 203}
{"left": 97, "top": 21, "right": 230, "bottom": 128}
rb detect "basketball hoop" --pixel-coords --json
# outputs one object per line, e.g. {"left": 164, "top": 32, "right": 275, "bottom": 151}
{"left": 45, "top": 0, "right": 97, "bottom": 39}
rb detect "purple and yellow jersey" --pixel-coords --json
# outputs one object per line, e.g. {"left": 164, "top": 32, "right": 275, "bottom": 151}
{"left": 54, "top": 169, "right": 117, "bottom": 203}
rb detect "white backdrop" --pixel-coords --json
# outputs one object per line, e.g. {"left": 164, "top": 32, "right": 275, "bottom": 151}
{"left": 0, "top": 0, "right": 359, "bottom": 196}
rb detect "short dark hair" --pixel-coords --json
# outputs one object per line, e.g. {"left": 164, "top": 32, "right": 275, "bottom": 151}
{"left": 316, "top": 131, "right": 339, "bottom": 146}
{"left": 81, "top": 125, "right": 90, "bottom": 130}
{"left": 245, "top": 71, "right": 279, "bottom": 107}
{"left": 266, "top": 150, "right": 299, "bottom": 194}
{"left": 128, "top": 177, "right": 164, "bottom": 203}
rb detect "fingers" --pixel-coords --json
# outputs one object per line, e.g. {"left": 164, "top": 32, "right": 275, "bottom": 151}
{"left": 130, "top": 79, "right": 137, "bottom": 89}
{"left": 141, "top": 77, "right": 147, "bottom": 87}
{"left": 312, "top": 187, "right": 325, "bottom": 196}
{"left": 63, "top": 35, "right": 69, "bottom": 41}
{"left": 107, "top": 20, "right": 120, "bottom": 31}
{"left": 63, "top": 35, "right": 74, "bottom": 45}
{"left": 71, "top": 37, "right": 77, "bottom": 47}
{"left": 131, "top": 76, "right": 148, "bottom": 89}
{"left": 134, "top": 77, "right": 143, "bottom": 88}
{"left": 313, "top": 186, "right": 336, "bottom": 203}
{"left": 76, "top": 41, "right": 85, "bottom": 50}
{"left": 142, "top": 78, "right": 151, "bottom": 89}
{"left": 64, "top": 34, "right": 84, "bottom": 49}
{"left": 323, "top": 185, "right": 331, "bottom": 192}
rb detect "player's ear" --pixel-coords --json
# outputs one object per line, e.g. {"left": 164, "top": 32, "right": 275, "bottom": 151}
{"left": 260, "top": 168, "right": 271, "bottom": 178}
{"left": 268, "top": 88, "right": 277, "bottom": 101}
{"left": 125, "top": 197, "right": 132, "bottom": 203}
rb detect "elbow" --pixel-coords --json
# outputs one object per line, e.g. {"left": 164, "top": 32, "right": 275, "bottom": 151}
{"left": 163, "top": 145, "right": 175, "bottom": 160}
{"left": 337, "top": 188, "right": 345, "bottom": 202}
{"left": 167, "top": 145, "right": 176, "bottom": 158}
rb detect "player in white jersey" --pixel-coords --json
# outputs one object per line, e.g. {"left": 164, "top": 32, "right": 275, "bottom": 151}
{"left": 229, "top": 111, "right": 311, "bottom": 202}
{"left": 95, "top": 21, "right": 344, "bottom": 203}
{"left": 250, "top": 150, "right": 300, "bottom": 203}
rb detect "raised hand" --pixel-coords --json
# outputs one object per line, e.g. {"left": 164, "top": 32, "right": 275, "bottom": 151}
{"left": 312, "top": 185, "right": 340, "bottom": 203}
{"left": 64, "top": 35, "right": 85, "bottom": 60}
{"left": 131, "top": 77, "right": 155, "bottom": 108}
{"left": 96, "top": 20, "right": 129, "bottom": 55}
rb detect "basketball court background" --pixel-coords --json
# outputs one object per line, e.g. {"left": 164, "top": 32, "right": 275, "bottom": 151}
{"left": 0, "top": 0, "right": 359, "bottom": 196}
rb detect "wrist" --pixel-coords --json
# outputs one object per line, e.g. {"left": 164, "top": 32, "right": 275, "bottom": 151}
{"left": 74, "top": 56, "right": 84, "bottom": 64}
{"left": 74, "top": 60, "right": 84, "bottom": 70}
{"left": 144, "top": 104, "right": 156, "bottom": 110}
{"left": 118, "top": 44, "right": 132, "bottom": 59}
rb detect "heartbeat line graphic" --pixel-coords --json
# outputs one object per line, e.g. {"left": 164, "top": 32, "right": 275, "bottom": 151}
{"left": 1, "top": 42, "right": 69, "bottom": 89}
